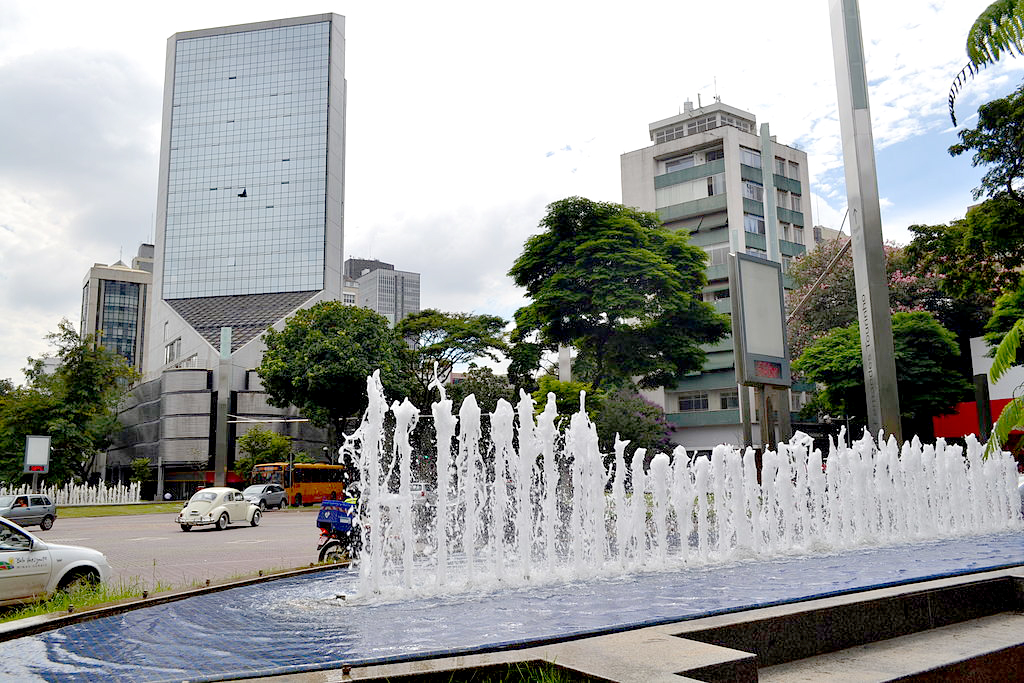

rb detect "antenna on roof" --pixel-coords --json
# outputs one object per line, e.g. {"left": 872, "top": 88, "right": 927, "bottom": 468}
{"left": 714, "top": 77, "right": 720, "bottom": 102}
{"left": 697, "top": 93, "right": 702, "bottom": 108}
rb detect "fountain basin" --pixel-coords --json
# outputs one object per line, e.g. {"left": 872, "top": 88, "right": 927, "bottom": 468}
{"left": 1, "top": 531, "right": 1023, "bottom": 682}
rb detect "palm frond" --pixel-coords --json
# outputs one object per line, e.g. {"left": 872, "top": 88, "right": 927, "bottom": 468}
{"left": 949, "top": 0, "right": 1024, "bottom": 124}
{"left": 990, "top": 318, "right": 1024, "bottom": 384}
{"left": 985, "top": 393, "right": 1024, "bottom": 457}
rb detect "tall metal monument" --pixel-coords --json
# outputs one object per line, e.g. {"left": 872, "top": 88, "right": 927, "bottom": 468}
{"left": 829, "top": 0, "right": 902, "bottom": 442}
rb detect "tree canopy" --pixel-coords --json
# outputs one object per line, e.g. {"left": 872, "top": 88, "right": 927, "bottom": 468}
{"left": 793, "top": 312, "right": 972, "bottom": 440}
{"left": 258, "top": 302, "right": 410, "bottom": 433}
{"left": 949, "top": 83, "right": 1024, "bottom": 206}
{"left": 0, "top": 320, "right": 137, "bottom": 484}
{"left": 508, "top": 197, "right": 728, "bottom": 391}
{"left": 394, "top": 309, "right": 507, "bottom": 407}
{"left": 785, "top": 239, "right": 978, "bottom": 364}
{"left": 234, "top": 426, "right": 294, "bottom": 483}
{"left": 447, "top": 365, "right": 516, "bottom": 416}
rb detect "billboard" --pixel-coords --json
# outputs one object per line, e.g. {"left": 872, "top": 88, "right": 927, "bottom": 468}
{"left": 729, "top": 252, "right": 792, "bottom": 387}
{"left": 24, "top": 435, "right": 51, "bottom": 474}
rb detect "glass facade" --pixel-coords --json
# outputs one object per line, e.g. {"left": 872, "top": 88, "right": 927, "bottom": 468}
{"left": 163, "top": 21, "right": 331, "bottom": 299}
{"left": 99, "top": 280, "right": 142, "bottom": 367}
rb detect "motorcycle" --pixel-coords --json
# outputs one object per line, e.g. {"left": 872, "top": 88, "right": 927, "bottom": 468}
{"left": 316, "top": 498, "right": 361, "bottom": 563}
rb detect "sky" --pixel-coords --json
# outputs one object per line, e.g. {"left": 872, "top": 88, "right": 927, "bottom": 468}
{"left": 1, "top": 0, "right": 1022, "bottom": 385}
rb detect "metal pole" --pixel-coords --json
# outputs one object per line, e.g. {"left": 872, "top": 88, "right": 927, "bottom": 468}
{"left": 829, "top": 0, "right": 902, "bottom": 442}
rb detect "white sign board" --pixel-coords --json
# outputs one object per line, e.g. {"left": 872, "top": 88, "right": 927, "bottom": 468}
{"left": 24, "top": 435, "right": 51, "bottom": 474}
{"left": 729, "top": 253, "right": 791, "bottom": 387}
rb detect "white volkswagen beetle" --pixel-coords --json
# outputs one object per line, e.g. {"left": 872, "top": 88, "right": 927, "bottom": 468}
{"left": 176, "top": 487, "right": 261, "bottom": 531}
{"left": 0, "top": 516, "right": 112, "bottom": 607}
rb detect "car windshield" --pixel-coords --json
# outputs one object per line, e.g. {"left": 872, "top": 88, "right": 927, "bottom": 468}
{"left": 242, "top": 486, "right": 265, "bottom": 495}
{"left": 190, "top": 492, "right": 218, "bottom": 502}
{"left": 410, "top": 483, "right": 428, "bottom": 491}
{"left": 0, "top": 496, "right": 15, "bottom": 507}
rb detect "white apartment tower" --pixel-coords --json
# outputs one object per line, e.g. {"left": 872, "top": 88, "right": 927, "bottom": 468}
{"left": 621, "top": 100, "right": 813, "bottom": 452}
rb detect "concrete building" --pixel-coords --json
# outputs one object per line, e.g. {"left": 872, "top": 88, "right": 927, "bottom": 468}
{"left": 620, "top": 99, "right": 815, "bottom": 452}
{"left": 80, "top": 244, "right": 153, "bottom": 372}
{"left": 110, "top": 15, "right": 346, "bottom": 494}
{"left": 344, "top": 258, "right": 421, "bottom": 325}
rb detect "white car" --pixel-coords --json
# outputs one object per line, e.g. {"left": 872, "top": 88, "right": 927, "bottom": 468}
{"left": 176, "top": 487, "right": 262, "bottom": 531}
{"left": 0, "top": 516, "right": 112, "bottom": 607}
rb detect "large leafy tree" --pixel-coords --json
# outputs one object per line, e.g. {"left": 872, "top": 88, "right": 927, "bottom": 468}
{"left": 509, "top": 197, "right": 728, "bottom": 392}
{"left": 793, "top": 312, "right": 972, "bottom": 441}
{"left": 394, "top": 309, "right": 507, "bottom": 408}
{"left": 233, "top": 426, "right": 294, "bottom": 483}
{"left": 259, "top": 302, "right": 411, "bottom": 436}
{"left": 906, "top": 199, "right": 1024, "bottom": 302}
{"left": 786, "top": 240, "right": 977, "bottom": 365}
{"left": 0, "top": 320, "right": 137, "bottom": 484}
{"left": 949, "top": 84, "right": 1024, "bottom": 207}
{"left": 447, "top": 365, "right": 516, "bottom": 416}
{"left": 948, "top": 0, "right": 1024, "bottom": 124}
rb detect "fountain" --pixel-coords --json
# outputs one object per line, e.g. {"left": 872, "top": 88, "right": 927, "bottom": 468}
{"left": 347, "top": 371, "right": 1021, "bottom": 598}
{"left": 0, "top": 372, "right": 1021, "bottom": 681}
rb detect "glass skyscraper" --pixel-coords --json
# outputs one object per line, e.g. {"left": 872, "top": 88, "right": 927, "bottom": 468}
{"left": 146, "top": 14, "right": 345, "bottom": 377}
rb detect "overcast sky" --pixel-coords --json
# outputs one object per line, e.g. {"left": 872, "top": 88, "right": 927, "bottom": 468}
{"left": 1, "top": 0, "right": 1021, "bottom": 384}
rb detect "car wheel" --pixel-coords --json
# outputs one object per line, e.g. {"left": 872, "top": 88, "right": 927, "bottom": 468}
{"left": 258, "top": 500, "right": 267, "bottom": 511}
{"left": 216, "top": 513, "right": 229, "bottom": 531}
{"left": 251, "top": 509, "right": 261, "bottom": 527}
{"left": 39, "top": 515, "right": 54, "bottom": 531}
{"left": 277, "top": 498, "right": 286, "bottom": 510}
{"left": 319, "top": 540, "right": 348, "bottom": 563}
{"left": 180, "top": 524, "right": 192, "bottom": 532}
{"left": 293, "top": 493, "right": 302, "bottom": 507}
{"left": 57, "top": 568, "right": 99, "bottom": 592}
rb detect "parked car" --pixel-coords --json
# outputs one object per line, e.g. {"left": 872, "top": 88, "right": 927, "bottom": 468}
{"left": 410, "top": 482, "right": 436, "bottom": 506}
{"left": 0, "top": 516, "right": 111, "bottom": 607}
{"left": 0, "top": 494, "right": 57, "bottom": 530}
{"left": 176, "top": 487, "right": 261, "bottom": 531}
{"left": 242, "top": 484, "right": 287, "bottom": 510}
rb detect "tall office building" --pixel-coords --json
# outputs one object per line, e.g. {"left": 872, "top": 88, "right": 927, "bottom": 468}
{"left": 80, "top": 244, "right": 153, "bottom": 372}
{"left": 621, "top": 100, "right": 814, "bottom": 452}
{"left": 111, "top": 15, "right": 345, "bottom": 494}
{"left": 146, "top": 14, "right": 346, "bottom": 376}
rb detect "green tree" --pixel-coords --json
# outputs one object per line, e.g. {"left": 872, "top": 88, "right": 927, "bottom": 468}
{"left": 509, "top": 197, "right": 728, "bottom": 392}
{"left": 394, "top": 309, "right": 507, "bottom": 408}
{"left": 259, "top": 302, "right": 411, "bottom": 439}
{"left": 948, "top": 1, "right": 1024, "bottom": 124}
{"left": 787, "top": 240, "right": 975, "bottom": 364}
{"left": 949, "top": 84, "right": 1024, "bottom": 207}
{"left": 233, "top": 426, "right": 294, "bottom": 483}
{"left": 447, "top": 365, "right": 516, "bottom": 415}
{"left": 906, "top": 200, "right": 1024, "bottom": 302}
{"left": 0, "top": 320, "right": 137, "bottom": 484}
{"left": 983, "top": 281, "right": 1024, "bottom": 365}
{"left": 129, "top": 458, "right": 152, "bottom": 484}
{"left": 793, "top": 312, "right": 972, "bottom": 440}
{"left": 531, "top": 375, "right": 603, "bottom": 420}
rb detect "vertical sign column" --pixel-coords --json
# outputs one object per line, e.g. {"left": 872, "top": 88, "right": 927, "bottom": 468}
{"left": 829, "top": 0, "right": 902, "bottom": 442}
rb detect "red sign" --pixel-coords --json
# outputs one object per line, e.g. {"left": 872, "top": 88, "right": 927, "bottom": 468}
{"left": 754, "top": 360, "right": 783, "bottom": 379}
{"left": 28, "top": 465, "right": 45, "bottom": 472}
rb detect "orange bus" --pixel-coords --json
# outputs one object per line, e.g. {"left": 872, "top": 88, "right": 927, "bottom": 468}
{"left": 251, "top": 462, "right": 346, "bottom": 507}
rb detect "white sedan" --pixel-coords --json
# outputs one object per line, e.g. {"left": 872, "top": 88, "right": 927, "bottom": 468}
{"left": 176, "top": 487, "right": 262, "bottom": 531}
{"left": 0, "top": 516, "right": 112, "bottom": 607}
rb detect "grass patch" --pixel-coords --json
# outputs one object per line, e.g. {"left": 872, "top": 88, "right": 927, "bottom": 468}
{"left": 0, "top": 577, "right": 145, "bottom": 624}
{"left": 390, "top": 661, "right": 596, "bottom": 682}
{"left": 57, "top": 503, "right": 184, "bottom": 518}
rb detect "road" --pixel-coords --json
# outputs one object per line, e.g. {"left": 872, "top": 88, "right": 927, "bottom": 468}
{"left": 36, "top": 507, "right": 324, "bottom": 590}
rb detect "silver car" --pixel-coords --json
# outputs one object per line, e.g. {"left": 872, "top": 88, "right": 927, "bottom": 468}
{"left": 242, "top": 484, "right": 288, "bottom": 510}
{"left": 0, "top": 494, "right": 57, "bottom": 530}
